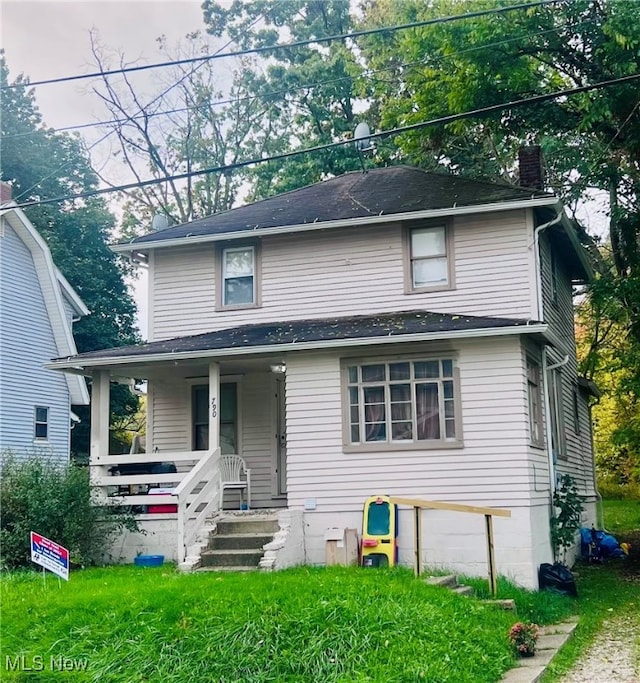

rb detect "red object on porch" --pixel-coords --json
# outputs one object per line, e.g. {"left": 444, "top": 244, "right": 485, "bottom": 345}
{"left": 148, "top": 488, "right": 177, "bottom": 513}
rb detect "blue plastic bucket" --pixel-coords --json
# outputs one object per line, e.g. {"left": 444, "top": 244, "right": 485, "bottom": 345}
{"left": 134, "top": 554, "right": 164, "bottom": 567}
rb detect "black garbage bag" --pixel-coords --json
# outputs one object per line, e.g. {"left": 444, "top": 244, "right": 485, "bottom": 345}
{"left": 538, "top": 562, "right": 578, "bottom": 597}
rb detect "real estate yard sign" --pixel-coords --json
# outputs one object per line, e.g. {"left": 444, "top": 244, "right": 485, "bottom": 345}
{"left": 30, "top": 532, "right": 69, "bottom": 581}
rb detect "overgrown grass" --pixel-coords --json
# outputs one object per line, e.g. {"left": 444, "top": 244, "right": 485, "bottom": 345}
{"left": 602, "top": 498, "right": 640, "bottom": 534}
{"left": 1, "top": 565, "right": 572, "bottom": 683}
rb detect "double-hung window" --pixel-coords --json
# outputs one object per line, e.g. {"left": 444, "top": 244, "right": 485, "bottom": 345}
{"left": 218, "top": 243, "right": 260, "bottom": 309}
{"left": 405, "top": 223, "right": 453, "bottom": 292}
{"left": 343, "top": 358, "right": 462, "bottom": 450}
{"left": 34, "top": 406, "right": 49, "bottom": 440}
{"left": 527, "top": 359, "right": 544, "bottom": 448}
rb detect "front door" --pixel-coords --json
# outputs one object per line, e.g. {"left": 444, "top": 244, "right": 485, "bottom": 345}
{"left": 192, "top": 382, "right": 238, "bottom": 453}
{"left": 275, "top": 377, "right": 287, "bottom": 495}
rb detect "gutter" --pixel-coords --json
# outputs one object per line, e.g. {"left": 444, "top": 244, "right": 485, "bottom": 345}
{"left": 111, "top": 196, "right": 561, "bottom": 257}
{"left": 46, "top": 322, "right": 550, "bottom": 374}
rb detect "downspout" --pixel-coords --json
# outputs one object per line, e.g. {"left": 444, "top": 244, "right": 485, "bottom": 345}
{"left": 533, "top": 211, "right": 563, "bottom": 497}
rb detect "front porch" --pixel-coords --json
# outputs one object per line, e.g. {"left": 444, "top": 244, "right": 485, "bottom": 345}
{"left": 88, "top": 356, "right": 289, "bottom": 563}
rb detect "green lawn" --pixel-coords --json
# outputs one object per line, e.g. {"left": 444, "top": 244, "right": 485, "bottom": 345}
{"left": 1, "top": 565, "right": 573, "bottom": 683}
{"left": 602, "top": 498, "right": 640, "bottom": 535}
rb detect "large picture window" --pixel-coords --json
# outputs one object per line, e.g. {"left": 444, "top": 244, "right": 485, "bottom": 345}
{"left": 343, "top": 358, "right": 462, "bottom": 450}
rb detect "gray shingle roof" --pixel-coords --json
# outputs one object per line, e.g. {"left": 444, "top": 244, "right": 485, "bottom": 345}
{"left": 128, "top": 166, "right": 552, "bottom": 245}
{"left": 59, "top": 310, "right": 541, "bottom": 363}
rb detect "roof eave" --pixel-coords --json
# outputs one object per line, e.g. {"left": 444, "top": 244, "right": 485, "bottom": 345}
{"left": 111, "top": 196, "right": 559, "bottom": 256}
{"left": 46, "top": 322, "right": 550, "bottom": 374}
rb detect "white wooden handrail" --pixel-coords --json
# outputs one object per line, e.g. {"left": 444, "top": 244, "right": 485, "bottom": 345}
{"left": 175, "top": 448, "right": 222, "bottom": 563}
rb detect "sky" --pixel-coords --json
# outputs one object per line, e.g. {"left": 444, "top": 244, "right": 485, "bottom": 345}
{"left": 2, "top": 0, "right": 220, "bottom": 337}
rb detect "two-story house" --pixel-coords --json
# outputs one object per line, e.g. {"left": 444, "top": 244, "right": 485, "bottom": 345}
{"left": 0, "top": 183, "right": 89, "bottom": 463}
{"left": 48, "top": 161, "right": 597, "bottom": 587}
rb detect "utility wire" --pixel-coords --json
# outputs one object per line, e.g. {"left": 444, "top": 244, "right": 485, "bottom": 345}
{"left": 11, "top": 13, "right": 268, "bottom": 203}
{"left": 1, "top": 0, "right": 565, "bottom": 90}
{"left": 12, "top": 72, "right": 639, "bottom": 210}
{"left": 3, "top": 18, "right": 581, "bottom": 139}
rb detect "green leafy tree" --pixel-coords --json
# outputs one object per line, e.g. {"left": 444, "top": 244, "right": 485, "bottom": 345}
{"left": 0, "top": 55, "right": 139, "bottom": 458}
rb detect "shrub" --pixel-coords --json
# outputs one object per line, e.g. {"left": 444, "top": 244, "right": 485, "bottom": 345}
{"left": 0, "top": 454, "right": 138, "bottom": 569}
{"left": 550, "top": 474, "right": 584, "bottom": 564}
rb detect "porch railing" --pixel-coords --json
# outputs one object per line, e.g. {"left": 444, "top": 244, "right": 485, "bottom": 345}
{"left": 173, "top": 447, "right": 222, "bottom": 564}
{"left": 92, "top": 448, "right": 223, "bottom": 564}
{"left": 92, "top": 451, "right": 202, "bottom": 507}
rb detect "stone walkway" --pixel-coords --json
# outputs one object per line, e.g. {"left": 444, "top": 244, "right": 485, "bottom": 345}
{"left": 500, "top": 614, "right": 639, "bottom": 683}
{"left": 559, "top": 615, "right": 639, "bottom": 683}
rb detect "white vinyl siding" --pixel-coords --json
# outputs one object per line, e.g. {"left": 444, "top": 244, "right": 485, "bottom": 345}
{"left": 150, "top": 210, "right": 533, "bottom": 341}
{"left": 285, "top": 337, "right": 543, "bottom": 512}
{"left": 539, "top": 233, "right": 595, "bottom": 495}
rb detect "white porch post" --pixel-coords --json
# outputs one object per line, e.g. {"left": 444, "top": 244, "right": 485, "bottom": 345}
{"left": 90, "top": 369, "right": 110, "bottom": 502}
{"left": 208, "top": 361, "right": 220, "bottom": 452}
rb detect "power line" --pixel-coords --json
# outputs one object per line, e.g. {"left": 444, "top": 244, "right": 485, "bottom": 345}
{"left": 11, "top": 13, "right": 268, "bottom": 203}
{"left": 4, "top": 18, "right": 580, "bottom": 140}
{"left": 13, "top": 72, "right": 639, "bottom": 210}
{"left": 1, "top": 0, "right": 564, "bottom": 91}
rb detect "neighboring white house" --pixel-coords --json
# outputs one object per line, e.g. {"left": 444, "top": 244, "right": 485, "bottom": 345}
{"left": 48, "top": 159, "right": 599, "bottom": 587}
{"left": 0, "top": 183, "right": 89, "bottom": 463}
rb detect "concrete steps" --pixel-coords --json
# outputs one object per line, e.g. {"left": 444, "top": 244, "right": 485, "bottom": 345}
{"left": 197, "top": 514, "right": 279, "bottom": 571}
{"left": 425, "top": 574, "right": 475, "bottom": 596}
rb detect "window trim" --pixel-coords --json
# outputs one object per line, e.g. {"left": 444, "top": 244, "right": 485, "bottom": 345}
{"left": 403, "top": 220, "right": 455, "bottom": 294}
{"left": 526, "top": 357, "right": 544, "bottom": 449}
{"left": 340, "top": 354, "right": 463, "bottom": 453}
{"left": 215, "top": 241, "right": 262, "bottom": 311}
{"left": 34, "top": 406, "right": 49, "bottom": 441}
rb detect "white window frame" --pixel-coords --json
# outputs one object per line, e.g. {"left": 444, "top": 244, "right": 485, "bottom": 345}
{"left": 34, "top": 406, "right": 49, "bottom": 441}
{"left": 216, "top": 242, "right": 261, "bottom": 310}
{"left": 404, "top": 221, "right": 455, "bottom": 293}
{"left": 341, "top": 356, "right": 463, "bottom": 452}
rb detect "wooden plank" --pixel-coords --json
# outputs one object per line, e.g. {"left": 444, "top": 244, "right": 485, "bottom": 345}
{"left": 485, "top": 514, "right": 498, "bottom": 596}
{"left": 390, "top": 497, "right": 511, "bottom": 518}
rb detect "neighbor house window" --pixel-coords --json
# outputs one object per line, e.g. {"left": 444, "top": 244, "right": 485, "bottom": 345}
{"left": 404, "top": 223, "right": 453, "bottom": 292}
{"left": 527, "top": 359, "right": 544, "bottom": 448}
{"left": 217, "top": 243, "right": 260, "bottom": 309}
{"left": 343, "top": 358, "right": 462, "bottom": 450}
{"left": 34, "top": 406, "right": 49, "bottom": 440}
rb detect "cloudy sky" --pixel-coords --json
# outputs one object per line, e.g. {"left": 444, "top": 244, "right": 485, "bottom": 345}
{"left": 3, "top": 0, "right": 220, "bottom": 336}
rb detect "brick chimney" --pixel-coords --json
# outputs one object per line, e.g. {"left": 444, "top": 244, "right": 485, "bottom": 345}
{"left": 0, "top": 181, "right": 13, "bottom": 204}
{"left": 518, "top": 145, "right": 545, "bottom": 190}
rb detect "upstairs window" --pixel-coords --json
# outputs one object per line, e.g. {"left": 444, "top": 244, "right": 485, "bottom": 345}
{"left": 34, "top": 406, "right": 49, "bottom": 440}
{"left": 405, "top": 223, "right": 453, "bottom": 292}
{"left": 217, "top": 244, "right": 260, "bottom": 309}
{"left": 343, "top": 357, "right": 462, "bottom": 451}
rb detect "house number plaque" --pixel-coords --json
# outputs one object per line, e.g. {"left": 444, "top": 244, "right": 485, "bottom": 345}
{"left": 211, "top": 397, "right": 217, "bottom": 418}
